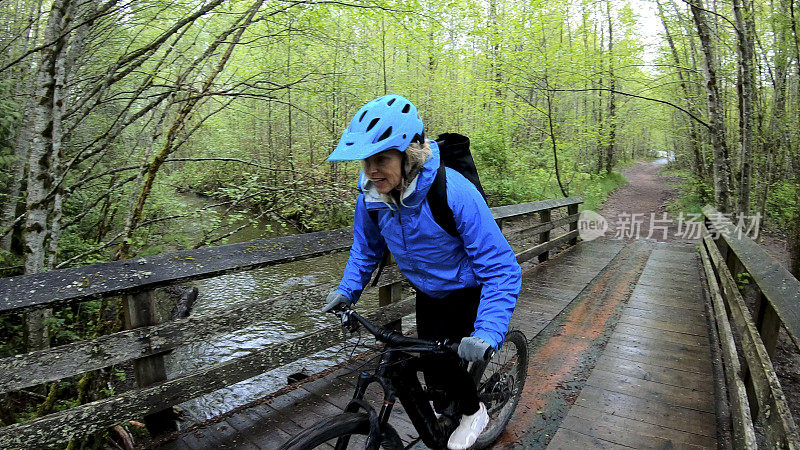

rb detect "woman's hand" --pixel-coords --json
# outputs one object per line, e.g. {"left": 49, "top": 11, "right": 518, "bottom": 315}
{"left": 458, "top": 336, "right": 493, "bottom": 361}
{"left": 321, "top": 291, "right": 351, "bottom": 313}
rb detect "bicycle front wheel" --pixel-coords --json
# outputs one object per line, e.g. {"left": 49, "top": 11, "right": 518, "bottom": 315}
{"left": 469, "top": 329, "right": 529, "bottom": 449}
{"left": 279, "top": 412, "right": 404, "bottom": 450}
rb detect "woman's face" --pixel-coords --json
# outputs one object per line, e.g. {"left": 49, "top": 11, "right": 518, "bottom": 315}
{"left": 364, "top": 150, "right": 403, "bottom": 194}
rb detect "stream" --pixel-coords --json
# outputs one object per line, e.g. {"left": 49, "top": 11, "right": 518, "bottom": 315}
{"left": 159, "top": 193, "right": 382, "bottom": 422}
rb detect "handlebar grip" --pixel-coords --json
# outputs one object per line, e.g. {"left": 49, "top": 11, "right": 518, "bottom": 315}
{"left": 484, "top": 347, "right": 495, "bottom": 361}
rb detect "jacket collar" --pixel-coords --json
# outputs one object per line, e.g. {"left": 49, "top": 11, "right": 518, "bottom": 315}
{"left": 359, "top": 140, "right": 440, "bottom": 210}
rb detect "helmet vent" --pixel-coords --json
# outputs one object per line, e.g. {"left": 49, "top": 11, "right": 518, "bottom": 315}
{"left": 359, "top": 110, "right": 368, "bottom": 122}
{"left": 345, "top": 142, "right": 354, "bottom": 146}
{"left": 401, "top": 104, "right": 411, "bottom": 113}
{"left": 387, "top": 98, "right": 396, "bottom": 106}
{"left": 366, "top": 118, "right": 380, "bottom": 132}
{"left": 376, "top": 126, "right": 392, "bottom": 142}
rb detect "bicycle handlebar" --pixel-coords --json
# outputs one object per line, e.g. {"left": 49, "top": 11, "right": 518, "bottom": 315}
{"left": 333, "top": 305, "right": 460, "bottom": 355}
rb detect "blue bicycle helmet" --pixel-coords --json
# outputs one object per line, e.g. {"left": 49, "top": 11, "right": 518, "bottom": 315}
{"left": 328, "top": 94, "right": 424, "bottom": 161}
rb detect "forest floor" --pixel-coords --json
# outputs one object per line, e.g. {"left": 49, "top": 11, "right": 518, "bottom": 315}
{"left": 599, "top": 159, "right": 800, "bottom": 425}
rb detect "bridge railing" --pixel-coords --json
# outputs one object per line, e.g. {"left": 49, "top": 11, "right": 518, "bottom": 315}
{"left": 699, "top": 205, "right": 800, "bottom": 448}
{"left": 0, "top": 196, "right": 582, "bottom": 448}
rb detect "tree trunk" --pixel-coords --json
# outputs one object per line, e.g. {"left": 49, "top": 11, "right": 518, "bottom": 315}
{"left": 657, "top": 0, "right": 705, "bottom": 180}
{"left": 688, "top": 0, "right": 732, "bottom": 213}
{"left": 732, "top": 0, "right": 756, "bottom": 216}
{"left": 24, "top": 0, "right": 74, "bottom": 351}
{"left": 604, "top": 0, "right": 616, "bottom": 173}
{"left": 1, "top": 0, "right": 45, "bottom": 252}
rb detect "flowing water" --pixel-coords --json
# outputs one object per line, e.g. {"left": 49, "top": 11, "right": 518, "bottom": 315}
{"left": 160, "top": 193, "right": 383, "bottom": 421}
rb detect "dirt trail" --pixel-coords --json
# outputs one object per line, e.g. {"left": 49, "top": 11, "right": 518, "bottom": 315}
{"left": 601, "top": 160, "right": 800, "bottom": 425}
{"left": 595, "top": 159, "right": 690, "bottom": 243}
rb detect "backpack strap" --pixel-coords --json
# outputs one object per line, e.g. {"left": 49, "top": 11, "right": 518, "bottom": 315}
{"left": 426, "top": 164, "right": 460, "bottom": 238}
{"left": 365, "top": 201, "right": 391, "bottom": 287}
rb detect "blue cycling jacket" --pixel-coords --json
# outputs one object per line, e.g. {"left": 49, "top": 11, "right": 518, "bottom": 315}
{"left": 336, "top": 141, "right": 521, "bottom": 349}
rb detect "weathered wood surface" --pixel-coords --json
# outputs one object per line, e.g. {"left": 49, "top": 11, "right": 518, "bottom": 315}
{"left": 0, "top": 227, "right": 355, "bottom": 314}
{"left": 700, "top": 237, "right": 757, "bottom": 448}
{"left": 703, "top": 205, "right": 800, "bottom": 348}
{"left": 0, "top": 214, "right": 575, "bottom": 394}
{"left": 491, "top": 197, "right": 582, "bottom": 221}
{"left": 503, "top": 213, "right": 579, "bottom": 241}
{"left": 516, "top": 230, "right": 579, "bottom": 264}
{"left": 0, "top": 199, "right": 581, "bottom": 315}
{"left": 550, "top": 242, "right": 719, "bottom": 449}
{"left": 156, "top": 239, "right": 621, "bottom": 450}
{"left": 704, "top": 232, "right": 799, "bottom": 448}
{"left": 0, "top": 267, "right": 407, "bottom": 393}
{"left": 0, "top": 300, "right": 415, "bottom": 448}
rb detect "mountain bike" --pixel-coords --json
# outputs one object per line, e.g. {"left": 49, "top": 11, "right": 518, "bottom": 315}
{"left": 279, "top": 306, "right": 528, "bottom": 449}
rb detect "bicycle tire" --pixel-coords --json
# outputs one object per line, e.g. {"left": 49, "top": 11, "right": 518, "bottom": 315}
{"left": 279, "top": 412, "right": 405, "bottom": 450}
{"left": 468, "top": 329, "right": 528, "bottom": 449}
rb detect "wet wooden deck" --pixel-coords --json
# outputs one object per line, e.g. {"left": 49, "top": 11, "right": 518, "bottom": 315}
{"left": 157, "top": 239, "right": 720, "bottom": 449}
{"left": 548, "top": 244, "right": 717, "bottom": 449}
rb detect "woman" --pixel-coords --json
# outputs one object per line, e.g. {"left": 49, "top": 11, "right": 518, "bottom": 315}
{"left": 322, "top": 94, "right": 521, "bottom": 450}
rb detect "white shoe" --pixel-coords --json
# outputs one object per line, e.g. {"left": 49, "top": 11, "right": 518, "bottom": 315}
{"left": 447, "top": 403, "right": 489, "bottom": 450}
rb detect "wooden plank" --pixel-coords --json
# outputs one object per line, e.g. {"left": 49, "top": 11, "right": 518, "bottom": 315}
{"left": 267, "top": 386, "right": 341, "bottom": 430}
{"left": 503, "top": 213, "right": 578, "bottom": 241}
{"left": 585, "top": 368, "right": 714, "bottom": 412}
{"left": 0, "top": 227, "right": 355, "bottom": 314}
{"left": 226, "top": 408, "right": 294, "bottom": 450}
{"left": 559, "top": 414, "right": 711, "bottom": 449}
{"left": 516, "top": 230, "right": 579, "bottom": 264}
{"left": 635, "top": 277, "right": 700, "bottom": 294}
{"left": 629, "top": 284, "right": 700, "bottom": 303}
{"left": 700, "top": 241, "right": 758, "bottom": 448}
{"left": 490, "top": 197, "right": 582, "bottom": 220}
{"left": 246, "top": 403, "right": 304, "bottom": 447}
{"left": 704, "top": 233, "right": 799, "bottom": 448}
{"left": 567, "top": 405, "right": 717, "bottom": 448}
{"left": 610, "top": 331, "right": 709, "bottom": 357}
{"left": 704, "top": 205, "right": 800, "bottom": 348}
{"left": 0, "top": 199, "right": 581, "bottom": 315}
{"left": 0, "top": 300, "right": 415, "bottom": 448}
{"left": 621, "top": 304, "right": 707, "bottom": 327}
{"left": 0, "top": 273, "right": 404, "bottom": 393}
{"left": 619, "top": 311, "right": 705, "bottom": 336}
{"left": 548, "top": 427, "right": 635, "bottom": 449}
{"left": 594, "top": 354, "right": 713, "bottom": 393}
{"left": 617, "top": 313, "right": 708, "bottom": 337}
{"left": 574, "top": 385, "right": 717, "bottom": 437}
{"left": 627, "top": 294, "right": 705, "bottom": 312}
{"left": 612, "top": 322, "right": 709, "bottom": 348}
{"left": 206, "top": 419, "right": 260, "bottom": 450}
{"left": 603, "top": 342, "right": 712, "bottom": 375}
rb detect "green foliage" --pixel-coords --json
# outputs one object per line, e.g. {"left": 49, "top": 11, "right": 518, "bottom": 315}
{"left": 736, "top": 271, "right": 752, "bottom": 290}
{"left": 766, "top": 181, "right": 798, "bottom": 227}
{"left": 662, "top": 169, "right": 714, "bottom": 216}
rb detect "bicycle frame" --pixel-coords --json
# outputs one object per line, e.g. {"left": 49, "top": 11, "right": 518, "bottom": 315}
{"left": 337, "top": 347, "right": 455, "bottom": 450}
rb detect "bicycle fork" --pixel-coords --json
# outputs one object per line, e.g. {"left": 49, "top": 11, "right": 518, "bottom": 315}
{"left": 337, "top": 369, "right": 399, "bottom": 450}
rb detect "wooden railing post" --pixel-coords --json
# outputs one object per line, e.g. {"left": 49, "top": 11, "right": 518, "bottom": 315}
{"left": 538, "top": 209, "right": 551, "bottom": 262}
{"left": 379, "top": 282, "right": 403, "bottom": 332}
{"left": 568, "top": 204, "right": 579, "bottom": 246}
{"left": 758, "top": 294, "right": 782, "bottom": 360}
{"left": 123, "top": 290, "right": 177, "bottom": 435}
{"left": 378, "top": 254, "right": 402, "bottom": 332}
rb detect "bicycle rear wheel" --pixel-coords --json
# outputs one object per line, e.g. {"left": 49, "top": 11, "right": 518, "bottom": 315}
{"left": 468, "top": 329, "right": 528, "bottom": 449}
{"left": 279, "top": 412, "right": 404, "bottom": 450}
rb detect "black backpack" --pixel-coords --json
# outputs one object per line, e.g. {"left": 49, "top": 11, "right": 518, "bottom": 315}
{"left": 367, "top": 133, "right": 486, "bottom": 285}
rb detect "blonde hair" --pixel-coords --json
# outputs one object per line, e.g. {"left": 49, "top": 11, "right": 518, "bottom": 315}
{"left": 362, "top": 140, "right": 432, "bottom": 205}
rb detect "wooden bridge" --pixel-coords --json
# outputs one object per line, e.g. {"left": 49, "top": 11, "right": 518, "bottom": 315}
{"left": 1, "top": 198, "right": 799, "bottom": 449}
